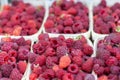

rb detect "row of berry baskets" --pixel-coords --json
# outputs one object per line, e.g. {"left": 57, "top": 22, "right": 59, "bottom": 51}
{"left": 0, "top": 0, "right": 119, "bottom": 40}
{"left": 0, "top": 0, "right": 120, "bottom": 80}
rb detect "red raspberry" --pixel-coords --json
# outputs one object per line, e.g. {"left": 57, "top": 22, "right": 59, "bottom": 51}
{"left": 64, "top": 27, "right": 73, "bottom": 34}
{"left": 62, "top": 73, "right": 74, "bottom": 80}
{"left": 93, "top": 64, "right": 104, "bottom": 76}
{"left": 72, "top": 22, "right": 83, "bottom": 33}
{"left": 64, "top": 18, "right": 73, "bottom": 26}
{"left": 38, "top": 33, "right": 49, "bottom": 41}
{"left": 84, "top": 74, "right": 95, "bottom": 80}
{"left": 51, "top": 28, "right": 59, "bottom": 33}
{"left": 98, "top": 75, "right": 108, "bottom": 80}
{"left": 110, "top": 66, "right": 120, "bottom": 75}
{"left": 67, "top": 7, "right": 77, "bottom": 15}
{"left": 108, "top": 74, "right": 118, "bottom": 80}
{"left": 67, "top": 64, "right": 79, "bottom": 74}
{"left": 45, "top": 47, "right": 55, "bottom": 56}
{"left": 29, "top": 73, "right": 37, "bottom": 80}
{"left": 28, "top": 53, "right": 37, "bottom": 63}
{"left": 0, "top": 63, "right": 13, "bottom": 77}
{"left": 72, "top": 56, "right": 82, "bottom": 66}
{"left": 54, "top": 6, "right": 61, "bottom": 16}
{"left": 8, "top": 49, "right": 17, "bottom": 57}
{"left": 71, "top": 49, "right": 83, "bottom": 57}
{"left": 56, "top": 69, "right": 67, "bottom": 79}
{"left": 44, "top": 20, "right": 54, "bottom": 28}
{"left": 57, "top": 25, "right": 64, "bottom": 33}
{"left": 106, "top": 56, "right": 118, "bottom": 66}
{"left": 83, "top": 44, "right": 93, "bottom": 56}
{"left": 73, "top": 40, "right": 83, "bottom": 49}
{"left": 35, "top": 55, "right": 46, "bottom": 66}
{"left": 17, "top": 61, "right": 27, "bottom": 74}
{"left": 33, "top": 65, "right": 42, "bottom": 76}
{"left": 56, "top": 46, "right": 69, "bottom": 57}
{"left": 0, "top": 51, "right": 9, "bottom": 65}
{"left": 0, "top": 78, "right": 11, "bottom": 80}
{"left": 75, "top": 73, "right": 83, "bottom": 80}
{"left": 94, "top": 58, "right": 105, "bottom": 66}
{"left": 65, "top": 38, "right": 74, "bottom": 48}
{"left": 10, "top": 68, "right": 22, "bottom": 80}
{"left": 82, "top": 58, "right": 94, "bottom": 73}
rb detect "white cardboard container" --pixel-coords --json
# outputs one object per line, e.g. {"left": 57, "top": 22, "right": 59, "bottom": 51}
{"left": 42, "top": 0, "right": 92, "bottom": 39}
{"left": 0, "top": 0, "right": 46, "bottom": 41}
{"left": 26, "top": 35, "right": 95, "bottom": 80}
{"left": 0, "top": 36, "right": 34, "bottom": 80}
{"left": 91, "top": 0, "right": 120, "bottom": 41}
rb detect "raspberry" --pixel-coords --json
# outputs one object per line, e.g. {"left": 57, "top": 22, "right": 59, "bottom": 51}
{"left": 110, "top": 66, "right": 120, "bottom": 75}
{"left": 50, "top": 38, "right": 59, "bottom": 48}
{"left": 14, "top": 37, "right": 26, "bottom": 46}
{"left": 10, "top": 68, "right": 22, "bottom": 80}
{"left": 75, "top": 73, "right": 83, "bottom": 80}
{"left": 93, "top": 64, "right": 104, "bottom": 76}
{"left": 54, "top": 6, "right": 62, "bottom": 16}
{"left": 51, "top": 28, "right": 59, "bottom": 33}
{"left": 108, "top": 74, "right": 118, "bottom": 80}
{"left": 98, "top": 75, "right": 108, "bottom": 80}
{"left": 38, "top": 33, "right": 49, "bottom": 41}
{"left": 1, "top": 42, "right": 13, "bottom": 52}
{"left": 0, "top": 51, "right": 9, "bottom": 65}
{"left": 84, "top": 74, "right": 95, "bottom": 80}
{"left": 8, "top": 49, "right": 17, "bottom": 58}
{"left": 64, "top": 18, "right": 73, "bottom": 26}
{"left": 62, "top": 73, "right": 74, "bottom": 80}
{"left": 65, "top": 38, "right": 74, "bottom": 48}
{"left": 104, "top": 67, "right": 110, "bottom": 75}
{"left": 67, "top": 7, "right": 77, "bottom": 15}
{"left": 35, "top": 55, "right": 46, "bottom": 66}
{"left": 45, "top": 47, "right": 55, "bottom": 56}
{"left": 33, "top": 43, "right": 45, "bottom": 55}
{"left": 18, "top": 48, "right": 29, "bottom": 60}
{"left": 82, "top": 58, "right": 93, "bottom": 73}
{"left": 59, "top": 55, "right": 71, "bottom": 69}
{"left": 0, "top": 63, "right": 13, "bottom": 77}
{"left": 57, "top": 25, "right": 64, "bottom": 33}
{"left": 83, "top": 44, "right": 93, "bottom": 56}
{"left": 33, "top": 65, "right": 42, "bottom": 76}
{"left": 56, "top": 46, "right": 69, "bottom": 57}
{"left": 106, "top": 56, "right": 118, "bottom": 66}
{"left": 44, "top": 20, "right": 54, "bottom": 29}
{"left": 12, "top": 26, "right": 22, "bottom": 36}
{"left": 56, "top": 69, "right": 66, "bottom": 79}
{"left": 17, "top": 61, "right": 27, "bottom": 74}
{"left": 29, "top": 73, "right": 37, "bottom": 80}
{"left": 72, "top": 56, "right": 82, "bottom": 66}
{"left": 28, "top": 53, "right": 37, "bottom": 63}
{"left": 94, "top": 58, "right": 105, "bottom": 66}
{"left": 73, "top": 40, "right": 83, "bottom": 49}
{"left": 72, "top": 22, "right": 83, "bottom": 33}
{"left": 71, "top": 49, "right": 83, "bottom": 57}
{"left": 64, "top": 27, "right": 73, "bottom": 34}
{"left": 67, "top": 64, "right": 79, "bottom": 74}
{"left": 97, "top": 48, "right": 110, "bottom": 60}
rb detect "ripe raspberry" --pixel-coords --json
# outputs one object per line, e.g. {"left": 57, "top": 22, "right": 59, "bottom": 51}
{"left": 94, "top": 58, "right": 105, "bottom": 66}
{"left": 44, "top": 20, "right": 54, "bottom": 28}
{"left": 45, "top": 47, "right": 55, "bottom": 56}
{"left": 8, "top": 49, "right": 17, "bottom": 57}
{"left": 65, "top": 38, "right": 74, "bottom": 48}
{"left": 18, "top": 48, "right": 29, "bottom": 60}
{"left": 84, "top": 74, "right": 95, "bottom": 80}
{"left": 110, "top": 66, "right": 120, "bottom": 75}
{"left": 104, "top": 67, "right": 110, "bottom": 75}
{"left": 75, "top": 73, "right": 83, "bottom": 80}
{"left": 108, "top": 74, "right": 118, "bottom": 80}
{"left": 73, "top": 40, "right": 83, "bottom": 49}
{"left": 67, "top": 7, "right": 77, "bottom": 15}
{"left": 106, "top": 56, "right": 118, "bottom": 66}
{"left": 71, "top": 49, "right": 83, "bottom": 57}
{"left": 97, "top": 48, "right": 110, "bottom": 60}
{"left": 67, "top": 64, "right": 79, "bottom": 74}
{"left": 56, "top": 69, "right": 67, "bottom": 79}
{"left": 72, "top": 22, "right": 83, "bottom": 33}
{"left": 82, "top": 58, "right": 93, "bottom": 73}
{"left": 93, "top": 64, "right": 104, "bottom": 76}
{"left": 62, "top": 73, "right": 74, "bottom": 80}
{"left": 98, "top": 75, "right": 108, "bottom": 80}
{"left": 64, "top": 27, "right": 73, "bottom": 34}
{"left": 72, "top": 56, "right": 82, "bottom": 66}
{"left": 17, "top": 61, "right": 27, "bottom": 74}
{"left": 33, "top": 65, "right": 42, "bottom": 76}
{"left": 64, "top": 18, "right": 73, "bottom": 26}
{"left": 38, "top": 33, "right": 49, "bottom": 41}
{"left": 59, "top": 55, "right": 71, "bottom": 69}
{"left": 83, "top": 44, "right": 93, "bottom": 56}
{"left": 0, "top": 51, "right": 9, "bottom": 65}
{"left": 28, "top": 52, "right": 37, "bottom": 63}
{"left": 0, "top": 63, "right": 13, "bottom": 77}
{"left": 29, "top": 73, "right": 37, "bottom": 80}
{"left": 35, "top": 55, "right": 46, "bottom": 66}
{"left": 10, "top": 68, "right": 22, "bottom": 80}
{"left": 51, "top": 28, "right": 59, "bottom": 33}
{"left": 56, "top": 46, "right": 69, "bottom": 57}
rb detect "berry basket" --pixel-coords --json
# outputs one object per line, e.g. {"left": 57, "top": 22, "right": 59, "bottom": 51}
{"left": 91, "top": 0, "right": 120, "bottom": 41}
{"left": 93, "top": 33, "right": 120, "bottom": 79}
{"left": 0, "top": 0, "right": 46, "bottom": 41}
{"left": 26, "top": 34, "right": 96, "bottom": 80}
{"left": 42, "top": 0, "right": 92, "bottom": 39}
{"left": 0, "top": 36, "right": 34, "bottom": 80}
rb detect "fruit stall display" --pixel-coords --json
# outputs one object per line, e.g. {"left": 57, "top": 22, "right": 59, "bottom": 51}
{"left": 0, "top": 0, "right": 120, "bottom": 80}
{"left": 43, "top": 0, "right": 91, "bottom": 38}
